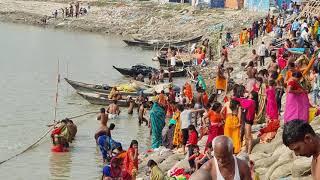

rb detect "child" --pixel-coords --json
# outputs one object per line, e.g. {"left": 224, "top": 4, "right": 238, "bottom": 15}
{"left": 195, "top": 143, "right": 213, "bottom": 170}
{"left": 187, "top": 125, "right": 198, "bottom": 171}
{"left": 266, "top": 80, "right": 279, "bottom": 121}
{"left": 188, "top": 145, "right": 203, "bottom": 172}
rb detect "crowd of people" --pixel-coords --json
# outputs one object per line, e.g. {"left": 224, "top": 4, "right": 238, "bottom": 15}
{"left": 48, "top": 2, "right": 320, "bottom": 179}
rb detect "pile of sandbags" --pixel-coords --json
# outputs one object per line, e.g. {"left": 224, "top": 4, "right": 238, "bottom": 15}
{"left": 250, "top": 118, "right": 320, "bottom": 180}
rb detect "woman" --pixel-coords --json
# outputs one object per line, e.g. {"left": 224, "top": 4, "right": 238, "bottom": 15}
{"left": 204, "top": 102, "right": 224, "bottom": 147}
{"left": 216, "top": 64, "right": 227, "bottom": 94}
{"left": 284, "top": 71, "right": 310, "bottom": 123}
{"left": 184, "top": 82, "right": 193, "bottom": 104}
{"left": 172, "top": 105, "right": 183, "bottom": 148}
{"left": 123, "top": 140, "right": 139, "bottom": 180}
{"left": 150, "top": 102, "right": 166, "bottom": 149}
{"left": 224, "top": 100, "right": 241, "bottom": 154}
{"left": 266, "top": 80, "right": 278, "bottom": 121}
{"left": 233, "top": 91, "right": 259, "bottom": 154}
{"left": 147, "top": 160, "right": 165, "bottom": 180}
{"left": 102, "top": 157, "right": 124, "bottom": 180}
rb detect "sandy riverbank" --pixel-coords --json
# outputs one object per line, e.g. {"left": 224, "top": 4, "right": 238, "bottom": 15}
{"left": 0, "top": 0, "right": 266, "bottom": 40}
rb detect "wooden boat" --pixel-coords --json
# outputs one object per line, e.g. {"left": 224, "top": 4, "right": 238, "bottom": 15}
{"left": 157, "top": 56, "right": 192, "bottom": 67}
{"left": 77, "top": 92, "right": 130, "bottom": 107}
{"left": 64, "top": 78, "right": 148, "bottom": 96}
{"left": 113, "top": 66, "right": 187, "bottom": 78}
{"left": 112, "top": 65, "right": 158, "bottom": 77}
{"left": 123, "top": 35, "right": 203, "bottom": 49}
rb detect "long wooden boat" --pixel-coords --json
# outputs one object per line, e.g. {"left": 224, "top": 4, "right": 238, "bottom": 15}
{"left": 64, "top": 78, "right": 147, "bottom": 96}
{"left": 123, "top": 35, "right": 203, "bottom": 49}
{"left": 112, "top": 65, "right": 157, "bottom": 77}
{"left": 77, "top": 92, "right": 130, "bottom": 107}
{"left": 157, "top": 56, "right": 193, "bottom": 67}
{"left": 113, "top": 66, "right": 187, "bottom": 78}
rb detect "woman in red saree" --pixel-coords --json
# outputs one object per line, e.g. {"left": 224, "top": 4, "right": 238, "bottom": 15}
{"left": 123, "top": 140, "right": 139, "bottom": 180}
{"left": 204, "top": 102, "right": 224, "bottom": 148}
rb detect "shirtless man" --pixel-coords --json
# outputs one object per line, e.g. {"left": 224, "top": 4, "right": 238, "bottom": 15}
{"left": 283, "top": 120, "right": 320, "bottom": 180}
{"left": 251, "top": 49, "right": 259, "bottom": 67}
{"left": 138, "top": 103, "right": 148, "bottom": 126}
{"left": 97, "top": 108, "right": 108, "bottom": 128}
{"left": 267, "top": 54, "right": 278, "bottom": 73}
{"left": 107, "top": 100, "right": 120, "bottom": 119}
{"left": 193, "top": 136, "right": 251, "bottom": 180}
{"left": 127, "top": 96, "right": 134, "bottom": 115}
{"left": 95, "top": 108, "right": 108, "bottom": 141}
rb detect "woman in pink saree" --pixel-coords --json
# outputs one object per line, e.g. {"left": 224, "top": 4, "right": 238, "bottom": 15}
{"left": 266, "top": 80, "right": 278, "bottom": 121}
{"left": 284, "top": 71, "right": 310, "bottom": 123}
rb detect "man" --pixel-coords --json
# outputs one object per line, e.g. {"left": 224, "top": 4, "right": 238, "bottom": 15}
{"left": 107, "top": 100, "right": 120, "bottom": 119}
{"left": 258, "top": 41, "right": 267, "bottom": 66}
{"left": 97, "top": 108, "right": 108, "bottom": 129}
{"left": 170, "top": 50, "right": 176, "bottom": 70}
{"left": 251, "top": 49, "right": 259, "bottom": 67}
{"left": 283, "top": 120, "right": 320, "bottom": 179}
{"left": 94, "top": 123, "right": 115, "bottom": 142}
{"left": 138, "top": 102, "right": 148, "bottom": 126}
{"left": 194, "top": 136, "right": 252, "bottom": 180}
{"left": 221, "top": 46, "right": 228, "bottom": 64}
{"left": 291, "top": 19, "right": 300, "bottom": 37}
{"left": 180, "top": 105, "right": 203, "bottom": 154}
{"left": 301, "top": 27, "right": 309, "bottom": 43}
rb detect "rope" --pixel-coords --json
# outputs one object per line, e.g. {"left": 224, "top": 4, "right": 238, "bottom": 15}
{"left": 0, "top": 111, "right": 98, "bottom": 165}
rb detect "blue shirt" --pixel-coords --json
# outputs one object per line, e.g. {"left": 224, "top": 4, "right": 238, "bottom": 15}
{"left": 291, "top": 21, "right": 300, "bottom": 31}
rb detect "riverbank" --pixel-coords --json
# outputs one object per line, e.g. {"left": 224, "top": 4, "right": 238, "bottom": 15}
{"left": 0, "top": 0, "right": 265, "bottom": 40}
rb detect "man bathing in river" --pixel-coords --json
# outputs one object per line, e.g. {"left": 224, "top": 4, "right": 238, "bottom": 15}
{"left": 283, "top": 120, "right": 320, "bottom": 180}
{"left": 190, "top": 136, "right": 251, "bottom": 180}
{"left": 127, "top": 96, "right": 134, "bottom": 115}
{"left": 107, "top": 100, "right": 120, "bottom": 119}
{"left": 97, "top": 108, "right": 108, "bottom": 128}
{"left": 138, "top": 102, "right": 148, "bottom": 126}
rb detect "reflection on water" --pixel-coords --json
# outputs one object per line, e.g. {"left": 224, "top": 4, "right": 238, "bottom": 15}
{"left": 50, "top": 153, "right": 72, "bottom": 179}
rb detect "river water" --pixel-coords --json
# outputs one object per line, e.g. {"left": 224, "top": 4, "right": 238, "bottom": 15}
{"left": 0, "top": 23, "right": 156, "bottom": 179}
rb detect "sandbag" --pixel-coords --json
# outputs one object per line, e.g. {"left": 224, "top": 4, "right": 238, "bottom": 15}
{"left": 159, "top": 153, "right": 186, "bottom": 172}
{"left": 255, "top": 168, "right": 268, "bottom": 176}
{"left": 264, "top": 152, "right": 293, "bottom": 180}
{"left": 252, "top": 128, "right": 283, "bottom": 154}
{"left": 291, "top": 157, "right": 312, "bottom": 177}
{"left": 270, "top": 163, "right": 292, "bottom": 180}
{"left": 255, "top": 154, "right": 281, "bottom": 169}
{"left": 249, "top": 152, "right": 271, "bottom": 162}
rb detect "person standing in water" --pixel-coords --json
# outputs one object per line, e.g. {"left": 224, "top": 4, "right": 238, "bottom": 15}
{"left": 127, "top": 96, "right": 134, "bottom": 115}
{"left": 138, "top": 102, "right": 148, "bottom": 126}
{"left": 107, "top": 100, "right": 120, "bottom": 119}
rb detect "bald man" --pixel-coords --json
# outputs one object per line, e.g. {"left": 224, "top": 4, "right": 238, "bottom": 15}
{"left": 196, "top": 136, "right": 252, "bottom": 180}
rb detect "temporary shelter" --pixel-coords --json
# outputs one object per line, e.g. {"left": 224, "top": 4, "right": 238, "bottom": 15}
{"left": 210, "top": 0, "right": 225, "bottom": 8}
{"left": 225, "top": 0, "right": 244, "bottom": 9}
{"left": 244, "top": 0, "right": 270, "bottom": 12}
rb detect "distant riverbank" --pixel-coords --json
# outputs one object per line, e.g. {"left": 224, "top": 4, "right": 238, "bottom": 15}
{"left": 0, "top": 0, "right": 265, "bottom": 40}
